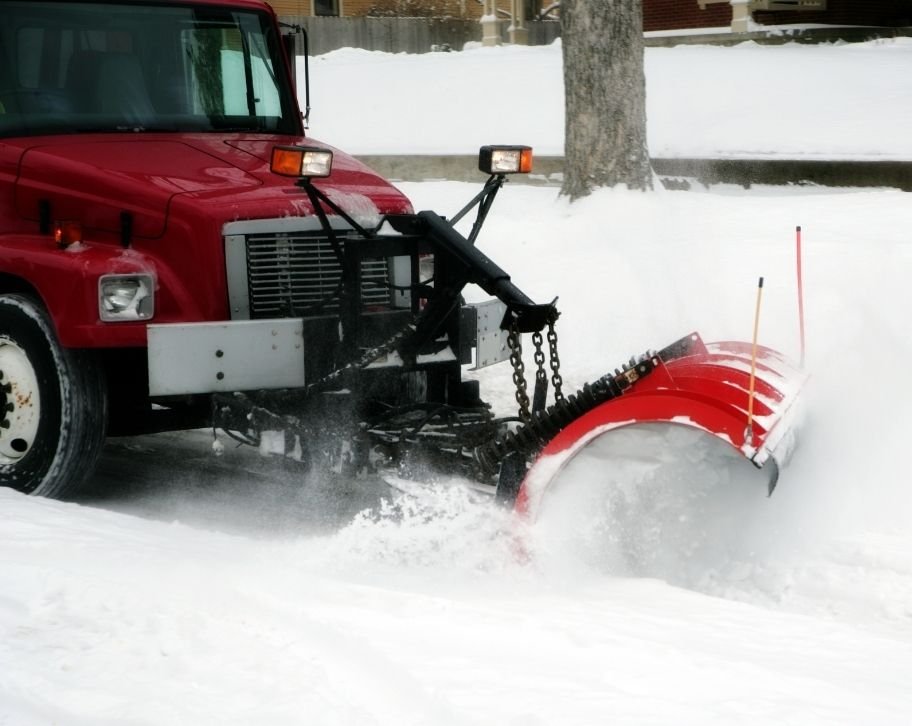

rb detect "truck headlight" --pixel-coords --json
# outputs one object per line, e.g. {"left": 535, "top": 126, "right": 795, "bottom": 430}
{"left": 99, "top": 274, "right": 155, "bottom": 321}
{"left": 478, "top": 145, "right": 533, "bottom": 174}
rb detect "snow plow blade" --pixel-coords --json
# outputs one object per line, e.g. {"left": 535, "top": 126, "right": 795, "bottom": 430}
{"left": 513, "top": 332, "right": 806, "bottom": 520}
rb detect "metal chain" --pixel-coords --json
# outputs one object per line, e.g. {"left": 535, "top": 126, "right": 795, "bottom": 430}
{"left": 547, "top": 319, "right": 564, "bottom": 401}
{"left": 531, "top": 330, "right": 548, "bottom": 414}
{"left": 507, "top": 324, "right": 531, "bottom": 421}
{"left": 532, "top": 331, "right": 547, "bottom": 388}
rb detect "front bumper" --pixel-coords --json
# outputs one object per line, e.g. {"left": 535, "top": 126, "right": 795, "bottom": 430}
{"left": 147, "top": 318, "right": 306, "bottom": 397}
{"left": 146, "top": 300, "right": 508, "bottom": 397}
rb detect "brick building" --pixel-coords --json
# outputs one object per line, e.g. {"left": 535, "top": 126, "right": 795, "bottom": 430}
{"left": 270, "top": 0, "right": 912, "bottom": 28}
{"left": 645, "top": 0, "right": 912, "bottom": 32}
{"left": 267, "top": 0, "right": 513, "bottom": 18}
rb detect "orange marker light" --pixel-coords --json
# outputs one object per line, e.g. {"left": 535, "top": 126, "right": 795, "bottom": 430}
{"left": 271, "top": 146, "right": 305, "bottom": 177}
{"left": 518, "top": 147, "right": 533, "bottom": 173}
{"left": 53, "top": 220, "right": 82, "bottom": 248}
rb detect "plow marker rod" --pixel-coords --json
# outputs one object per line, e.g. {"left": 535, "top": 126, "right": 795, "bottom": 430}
{"left": 746, "top": 276, "right": 764, "bottom": 446}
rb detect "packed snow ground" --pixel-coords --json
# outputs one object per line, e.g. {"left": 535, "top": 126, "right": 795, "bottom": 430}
{"left": 4, "top": 41, "right": 912, "bottom": 725}
{"left": 307, "top": 38, "right": 912, "bottom": 159}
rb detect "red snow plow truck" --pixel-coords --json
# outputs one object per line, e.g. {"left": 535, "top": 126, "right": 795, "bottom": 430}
{"left": 0, "top": 0, "right": 803, "bottom": 516}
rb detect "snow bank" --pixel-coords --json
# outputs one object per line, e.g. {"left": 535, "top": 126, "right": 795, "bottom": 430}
{"left": 304, "top": 38, "right": 912, "bottom": 159}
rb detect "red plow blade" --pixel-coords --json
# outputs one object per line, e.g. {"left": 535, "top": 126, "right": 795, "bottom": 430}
{"left": 514, "top": 332, "right": 807, "bottom": 520}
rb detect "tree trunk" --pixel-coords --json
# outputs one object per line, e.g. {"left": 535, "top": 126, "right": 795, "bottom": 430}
{"left": 561, "top": 0, "right": 652, "bottom": 199}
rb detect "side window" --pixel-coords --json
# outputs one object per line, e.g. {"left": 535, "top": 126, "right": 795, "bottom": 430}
{"left": 183, "top": 24, "right": 280, "bottom": 118}
{"left": 251, "top": 55, "right": 280, "bottom": 116}
{"left": 222, "top": 30, "right": 280, "bottom": 116}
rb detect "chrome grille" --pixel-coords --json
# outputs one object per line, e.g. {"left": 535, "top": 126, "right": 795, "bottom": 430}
{"left": 244, "top": 232, "right": 392, "bottom": 319}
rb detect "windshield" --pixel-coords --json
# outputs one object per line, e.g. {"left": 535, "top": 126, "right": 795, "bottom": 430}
{"left": 0, "top": 1, "right": 300, "bottom": 137}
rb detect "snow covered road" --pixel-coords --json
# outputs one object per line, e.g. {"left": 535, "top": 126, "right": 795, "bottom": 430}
{"left": 3, "top": 482, "right": 912, "bottom": 725}
{"left": 5, "top": 181, "right": 912, "bottom": 724}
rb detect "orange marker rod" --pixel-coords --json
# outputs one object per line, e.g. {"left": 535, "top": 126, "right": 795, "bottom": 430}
{"left": 796, "top": 225, "right": 806, "bottom": 368}
{"left": 746, "top": 276, "right": 764, "bottom": 446}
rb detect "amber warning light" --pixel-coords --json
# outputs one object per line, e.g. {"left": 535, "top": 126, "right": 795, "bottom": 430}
{"left": 53, "top": 220, "right": 82, "bottom": 248}
{"left": 271, "top": 145, "right": 333, "bottom": 178}
{"left": 478, "top": 145, "right": 533, "bottom": 175}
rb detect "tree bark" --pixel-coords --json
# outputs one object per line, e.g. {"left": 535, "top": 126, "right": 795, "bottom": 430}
{"left": 561, "top": 0, "right": 652, "bottom": 199}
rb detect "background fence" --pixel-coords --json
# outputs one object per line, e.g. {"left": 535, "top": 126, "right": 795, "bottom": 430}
{"left": 280, "top": 16, "right": 561, "bottom": 55}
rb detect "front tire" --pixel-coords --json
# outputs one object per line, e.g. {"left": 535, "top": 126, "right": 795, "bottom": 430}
{"left": 0, "top": 294, "right": 107, "bottom": 498}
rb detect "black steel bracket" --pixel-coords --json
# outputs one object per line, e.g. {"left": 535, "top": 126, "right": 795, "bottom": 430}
{"left": 449, "top": 173, "right": 506, "bottom": 246}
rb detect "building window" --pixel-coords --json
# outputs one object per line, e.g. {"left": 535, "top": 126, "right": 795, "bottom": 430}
{"left": 314, "top": 0, "right": 338, "bottom": 16}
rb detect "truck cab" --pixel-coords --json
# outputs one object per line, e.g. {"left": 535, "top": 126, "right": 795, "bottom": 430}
{"left": 0, "top": 0, "right": 528, "bottom": 497}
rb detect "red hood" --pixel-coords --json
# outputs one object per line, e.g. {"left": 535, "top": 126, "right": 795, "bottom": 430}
{"left": 12, "top": 133, "right": 412, "bottom": 239}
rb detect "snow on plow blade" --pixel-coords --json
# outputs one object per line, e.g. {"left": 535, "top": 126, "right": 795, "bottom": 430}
{"left": 514, "top": 332, "right": 806, "bottom": 520}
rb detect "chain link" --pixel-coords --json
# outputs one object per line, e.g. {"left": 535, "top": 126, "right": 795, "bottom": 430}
{"left": 547, "top": 319, "right": 564, "bottom": 401}
{"left": 507, "top": 324, "right": 531, "bottom": 421}
{"left": 532, "top": 331, "right": 547, "bottom": 386}
{"left": 531, "top": 330, "right": 549, "bottom": 413}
